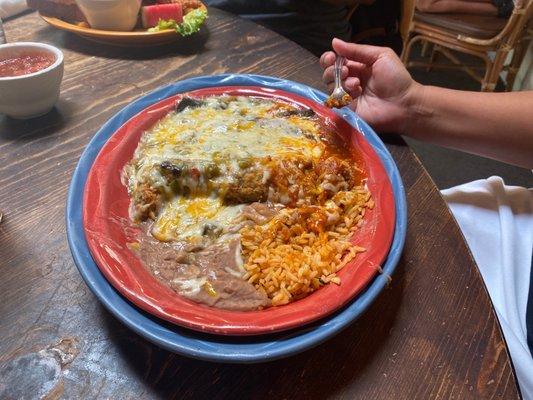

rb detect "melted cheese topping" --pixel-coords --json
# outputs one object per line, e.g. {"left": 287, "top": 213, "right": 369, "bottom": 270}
{"left": 131, "top": 96, "right": 323, "bottom": 185}
{"left": 127, "top": 95, "right": 327, "bottom": 242}
{"left": 152, "top": 196, "right": 243, "bottom": 242}
{"left": 152, "top": 103, "right": 318, "bottom": 159}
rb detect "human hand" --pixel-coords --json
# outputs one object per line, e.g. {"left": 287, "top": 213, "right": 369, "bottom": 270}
{"left": 320, "top": 38, "right": 422, "bottom": 134}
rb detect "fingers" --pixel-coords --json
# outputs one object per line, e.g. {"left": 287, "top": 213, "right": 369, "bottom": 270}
{"left": 320, "top": 51, "right": 366, "bottom": 73}
{"left": 326, "top": 77, "right": 362, "bottom": 99}
{"left": 323, "top": 62, "right": 361, "bottom": 99}
{"left": 345, "top": 77, "right": 363, "bottom": 97}
{"left": 319, "top": 51, "right": 336, "bottom": 69}
{"left": 324, "top": 72, "right": 360, "bottom": 90}
{"left": 332, "top": 38, "right": 385, "bottom": 65}
{"left": 321, "top": 41, "right": 372, "bottom": 100}
{"left": 322, "top": 61, "right": 365, "bottom": 85}
{"left": 322, "top": 65, "right": 349, "bottom": 85}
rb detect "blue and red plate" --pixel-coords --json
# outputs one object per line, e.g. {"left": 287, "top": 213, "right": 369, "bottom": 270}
{"left": 67, "top": 74, "right": 407, "bottom": 361}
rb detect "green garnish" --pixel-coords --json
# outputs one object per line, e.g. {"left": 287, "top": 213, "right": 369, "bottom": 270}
{"left": 149, "top": 8, "right": 208, "bottom": 36}
{"left": 149, "top": 19, "right": 177, "bottom": 31}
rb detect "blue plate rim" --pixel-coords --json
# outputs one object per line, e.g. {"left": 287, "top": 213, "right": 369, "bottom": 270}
{"left": 66, "top": 73, "right": 407, "bottom": 363}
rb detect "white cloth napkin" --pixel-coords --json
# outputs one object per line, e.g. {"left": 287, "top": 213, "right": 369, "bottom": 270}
{"left": 0, "top": 0, "right": 28, "bottom": 19}
{"left": 442, "top": 176, "right": 533, "bottom": 400}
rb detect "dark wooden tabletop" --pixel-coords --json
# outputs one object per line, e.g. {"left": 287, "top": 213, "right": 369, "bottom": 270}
{"left": 0, "top": 9, "right": 520, "bottom": 400}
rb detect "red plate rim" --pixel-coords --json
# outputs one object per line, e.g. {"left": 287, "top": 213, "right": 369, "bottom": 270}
{"left": 83, "top": 86, "right": 395, "bottom": 336}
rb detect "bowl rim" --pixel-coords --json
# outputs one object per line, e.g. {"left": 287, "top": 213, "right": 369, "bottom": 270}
{"left": 0, "top": 42, "right": 64, "bottom": 82}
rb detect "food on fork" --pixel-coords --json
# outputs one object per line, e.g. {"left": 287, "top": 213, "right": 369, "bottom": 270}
{"left": 325, "top": 93, "right": 352, "bottom": 109}
{"left": 325, "top": 55, "right": 353, "bottom": 109}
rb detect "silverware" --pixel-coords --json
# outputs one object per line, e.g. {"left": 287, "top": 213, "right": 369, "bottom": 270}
{"left": 325, "top": 55, "right": 352, "bottom": 108}
{"left": 0, "top": 16, "right": 6, "bottom": 45}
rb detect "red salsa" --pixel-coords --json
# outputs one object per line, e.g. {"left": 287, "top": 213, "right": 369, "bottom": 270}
{"left": 0, "top": 52, "right": 55, "bottom": 78}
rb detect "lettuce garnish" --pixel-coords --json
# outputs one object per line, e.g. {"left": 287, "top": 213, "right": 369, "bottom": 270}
{"left": 149, "top": 8, "right": 208, "bottom": 36}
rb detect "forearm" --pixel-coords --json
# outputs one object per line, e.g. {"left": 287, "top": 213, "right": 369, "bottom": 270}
{"left": 404, "top": 85, "right": 533, "bottom": 168}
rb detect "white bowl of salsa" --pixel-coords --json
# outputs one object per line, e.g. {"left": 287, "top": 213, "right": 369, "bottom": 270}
{"left": 0, "top": 42, "right": 64, "bottom": 119}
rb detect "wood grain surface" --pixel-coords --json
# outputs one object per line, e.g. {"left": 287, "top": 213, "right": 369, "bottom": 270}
{"left": 0, "top": 9, "right": 520, "bottom": 400}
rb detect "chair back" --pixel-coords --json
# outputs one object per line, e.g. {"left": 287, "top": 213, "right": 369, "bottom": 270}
{"left": 457, "top": 0, "right": 533, "bottom": 47}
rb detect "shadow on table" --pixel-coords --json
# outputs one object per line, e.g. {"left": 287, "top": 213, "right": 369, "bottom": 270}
{"left": 30, "top": 24, "right": 211, "bottom": 60}
{"left": 100, "top": 259, "right": 406, "bottom": 399}
{"left": 379, "top": 133, "right": 407, "bottom": 147}
{"left": 0, "top": 107, "right": 66, "bottom": 141}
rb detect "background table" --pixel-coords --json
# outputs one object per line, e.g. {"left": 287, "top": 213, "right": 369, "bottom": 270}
{"left": 0, "top": 9, "right": 520, "bottom": 399}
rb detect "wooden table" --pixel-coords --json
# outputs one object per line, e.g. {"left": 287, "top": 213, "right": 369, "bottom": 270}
{"left": 0, "top": 9, "right": 520, "bottom": 399}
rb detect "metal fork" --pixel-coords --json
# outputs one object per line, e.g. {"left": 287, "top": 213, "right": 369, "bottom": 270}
{"left": 332, "top": 55, "right": 347, "bottom": 99}
{"left": 326, "top": 55, "right": 351, "bottom": 108}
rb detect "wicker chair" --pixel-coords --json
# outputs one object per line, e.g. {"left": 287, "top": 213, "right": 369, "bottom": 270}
{"left": 401, "top": 0, "right": 533, "bottom": 91}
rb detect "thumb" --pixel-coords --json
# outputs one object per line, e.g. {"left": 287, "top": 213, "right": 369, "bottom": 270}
{"left": 332, "top": 38, "right": 383, "bottom": 66}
